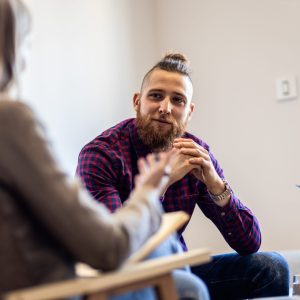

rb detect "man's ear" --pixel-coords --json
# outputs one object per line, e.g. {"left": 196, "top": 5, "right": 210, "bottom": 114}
{"left": 133, "top": 93, "right": 140, "bottom": 112}
{"left": 187, "top": 102, "right": 195, "bottom": 122}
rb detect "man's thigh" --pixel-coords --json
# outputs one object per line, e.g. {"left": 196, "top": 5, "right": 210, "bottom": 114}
{"left": 191, "top": 252, "right": 289, "bottom": 300}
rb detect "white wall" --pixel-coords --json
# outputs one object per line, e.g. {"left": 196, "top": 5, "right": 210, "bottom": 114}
{"left": 22, "top": 0, "right": 300, "bottom": 254}
{"left": 155, "top": 0, "right": 300, "bottom": 253}
{"left": 22, "top": 0, "right": 157, "bottom": 173}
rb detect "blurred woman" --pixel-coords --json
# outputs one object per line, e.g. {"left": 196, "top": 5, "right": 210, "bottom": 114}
{"left": 0, "top": 1, "right": 209, "bottom": 300}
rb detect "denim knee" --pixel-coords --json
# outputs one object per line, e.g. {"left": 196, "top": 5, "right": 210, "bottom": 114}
{"left": 173, "top": 269, "right": 210, "bottom": 300}
{"left": 254, "top": 252, "right": 289, "bottom": 280}
{"left": 251, "top": 251, "right": 290, "bottom": 295}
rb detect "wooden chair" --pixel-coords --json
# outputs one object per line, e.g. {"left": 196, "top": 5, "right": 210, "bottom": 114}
{"left": 4, "top": 212, "right": 211, "bottom": 300}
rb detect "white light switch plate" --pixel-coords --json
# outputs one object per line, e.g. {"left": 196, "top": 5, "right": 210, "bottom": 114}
{"left": 276, "top": 75, "right": 298, "bottom": 101}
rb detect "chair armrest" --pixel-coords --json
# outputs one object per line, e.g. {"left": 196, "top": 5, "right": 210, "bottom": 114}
{"left": 4, "top": 248, "right": 210, "bottom": 300}
{"left": 76, "top": 211, "right": 190, "bottom": 277}
{"left": 128, "top": 211, "right": 189, "bottom": 264}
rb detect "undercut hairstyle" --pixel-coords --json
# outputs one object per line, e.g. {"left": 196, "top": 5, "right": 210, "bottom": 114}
{"left": 0, "top": 0, "right": 31, "bottom": 92}
{"left": 141, "top": 52, "right": 192, "bottom": 91}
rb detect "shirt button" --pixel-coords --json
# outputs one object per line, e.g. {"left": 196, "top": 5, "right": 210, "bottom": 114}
{"left": 228, "top": 232, "right": 232, "bottom": 236}
{"left": 221, "top": 212, "right": 225, "bottom": 216}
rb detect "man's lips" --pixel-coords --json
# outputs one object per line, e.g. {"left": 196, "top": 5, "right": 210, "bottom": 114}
{"left": 152, "top": 118, "right": 172, "bottom": 125}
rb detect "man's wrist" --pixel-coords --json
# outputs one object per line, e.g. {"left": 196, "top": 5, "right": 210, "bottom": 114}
{"left": 207, "top": 178, "right": 225, "bottom": 195}
{"left": 208, "top": 178, "right": 231, "bottom": 204}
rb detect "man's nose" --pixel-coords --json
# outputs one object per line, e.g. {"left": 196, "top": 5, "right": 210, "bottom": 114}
{"left": 158, "top": 98, "right": 172, "bottom": 115}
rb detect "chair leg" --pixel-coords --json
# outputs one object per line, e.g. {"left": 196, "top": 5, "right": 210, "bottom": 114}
{"left": 86, "top": 293, "right": 107, "bottom": 300}
{"left": 154, "top": 273, "right": 178, "bottom": 300}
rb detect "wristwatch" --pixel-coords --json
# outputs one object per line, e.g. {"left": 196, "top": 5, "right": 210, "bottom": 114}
{"left": 208, "top": 179, "right": 231, "bottom": 202}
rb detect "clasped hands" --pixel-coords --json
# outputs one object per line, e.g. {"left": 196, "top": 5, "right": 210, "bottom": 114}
{"left": 170, "top": 138, "right": 225, "bottom": 196}
{"left": 134, "top": 138, "right": 226, "bottom": 201}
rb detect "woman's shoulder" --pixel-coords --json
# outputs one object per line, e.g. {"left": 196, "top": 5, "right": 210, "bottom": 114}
{"left": 0, "top": 99, "right": 34, "bottom": 123}
{"left": 0, "top": 100, "right": 39, "bottom": 139}
{"left": 0, "top": 99, "right": 31, "bottom": 113}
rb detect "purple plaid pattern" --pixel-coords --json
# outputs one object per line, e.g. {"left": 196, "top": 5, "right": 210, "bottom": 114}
{"left": 76, "top": 118, "right": 261, "bottom": 254}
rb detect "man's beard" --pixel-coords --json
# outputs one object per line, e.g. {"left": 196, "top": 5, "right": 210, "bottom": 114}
{"left": 136, "top": 108, "right": 187, "bottom": 151}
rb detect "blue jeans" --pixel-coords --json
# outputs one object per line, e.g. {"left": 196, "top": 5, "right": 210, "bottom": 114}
{"left": 191, "top": 251, "right": 290, "bottom": 300}
{"left": 110, "top": 236, "right": 209, "bottom": 300}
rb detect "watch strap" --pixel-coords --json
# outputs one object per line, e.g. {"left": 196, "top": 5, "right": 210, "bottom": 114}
{"left": 208, "top": 179, "right": 231, "bottom": 202}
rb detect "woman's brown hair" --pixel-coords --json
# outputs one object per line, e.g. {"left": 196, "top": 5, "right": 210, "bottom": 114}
{"left": 0, "top": 0, "right": 31, "bottom": 92}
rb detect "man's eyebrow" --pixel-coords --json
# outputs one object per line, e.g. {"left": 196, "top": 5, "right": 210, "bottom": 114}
{"left": 147, "top": 89, "right": 165, "bottom": 93}
{"left": 173, "top": 91, "right": 187, "bottom": 99}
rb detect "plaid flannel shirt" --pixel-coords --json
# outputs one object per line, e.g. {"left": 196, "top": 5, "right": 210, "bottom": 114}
{"left": 76, "top": 118, "right": 261, "bottom": 254}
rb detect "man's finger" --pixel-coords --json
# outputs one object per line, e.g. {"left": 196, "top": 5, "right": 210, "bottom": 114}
{"left": 179, "top": 148, "right": 210, "bottom": 159}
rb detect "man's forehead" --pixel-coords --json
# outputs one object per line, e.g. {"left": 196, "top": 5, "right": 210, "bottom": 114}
{"left": 147, "top": 69, "right": 185, "bottom": 83}
{"left": 144, "top": 69, "right": 193, "bottom": 97}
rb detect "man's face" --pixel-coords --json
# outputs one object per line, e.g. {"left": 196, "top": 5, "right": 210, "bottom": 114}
{"left": 133, "top": 69, "right": 195, "bottom": 150}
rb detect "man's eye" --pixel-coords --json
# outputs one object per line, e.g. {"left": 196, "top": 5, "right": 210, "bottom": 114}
{"left": 173, "top": 97, "right": 185, "bottom": 105}
{"left": 149, "top": 93, "right": 163, "bottom": 100}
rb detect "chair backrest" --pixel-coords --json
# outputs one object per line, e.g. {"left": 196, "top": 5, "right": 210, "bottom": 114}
{"left": 4, "top": 248, "right": 211, "bottom": 300}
